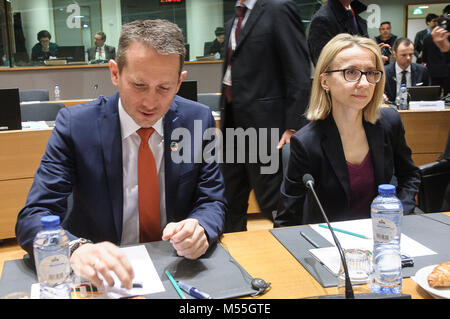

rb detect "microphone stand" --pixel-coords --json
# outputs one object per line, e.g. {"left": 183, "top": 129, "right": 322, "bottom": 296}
{"left": 303, "top": 176, "right": 411, "bottom": 299}
{"left": 306, "top": 180, "right": 354, "bottom": 299}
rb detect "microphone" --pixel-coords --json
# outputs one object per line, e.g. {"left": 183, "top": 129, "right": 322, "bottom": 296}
{"left": 302, "top": 174, "right": 411, "bottom": 299}
{"left": 303, "top": 174, "right": 354, "bottom": 299}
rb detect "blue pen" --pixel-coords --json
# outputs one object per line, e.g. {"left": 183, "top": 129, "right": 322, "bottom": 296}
{"left": 177, "top": 281, "right": 212, "bottom": 299}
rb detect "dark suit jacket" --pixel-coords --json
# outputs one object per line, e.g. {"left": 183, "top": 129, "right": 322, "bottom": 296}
{"left": 384, "top": 62, "right": 431, "bottom": 102}
{"left": 220, "top": 0, "right": 311, "bottom": 132}
{"left": 308, "top": 0, "right": 368, "bottom": 65}
{"left": 274, "top": 107, "right": 420, "bottom": 226}
{"left": 16, "top": 94, "right": 226, "bottom": 255}
{"left": 422, "top": 35, "right": 450, "bottom": 79}
{"left": 414, "top": 28, "right": 429, "bottom": 63}
{"left": 87, "top": 45, "right": 116, "bottom": 61}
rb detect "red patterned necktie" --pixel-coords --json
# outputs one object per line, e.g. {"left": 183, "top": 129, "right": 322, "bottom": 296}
{"left": 225, "top": 5, "right": 248, "bottom": 103}
{"left": 136, "top": 128, "right": 161, "bottom": 242}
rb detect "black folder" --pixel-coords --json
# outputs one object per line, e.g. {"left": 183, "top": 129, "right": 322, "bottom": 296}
{"left": 270, "top": 213, "right": 450, "bottom": 287}
{"left": 0, "top": 241, "right": 256, "bottom": 299}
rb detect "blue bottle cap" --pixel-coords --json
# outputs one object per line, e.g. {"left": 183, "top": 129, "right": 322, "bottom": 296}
{"left": 378, "top": 184, "right": 395, "bottom": 195}
{"left": 40, "top": 215, "right": 60, "bottom": 228}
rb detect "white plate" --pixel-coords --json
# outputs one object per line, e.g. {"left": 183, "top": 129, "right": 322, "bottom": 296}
{"left": 412, "top": 264, "right": 450, "bottom": 299}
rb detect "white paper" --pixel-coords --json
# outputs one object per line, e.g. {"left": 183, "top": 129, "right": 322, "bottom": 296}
{"left": 31, "top": 245, "right": 165, "bottom": 299}
{"left": 21, "top": 121, "right": 49, "bottom": 130}
{"left": 310, "top": 219, "right": 437, "bottom": 257}
{"left": 99, "top": 245, "right": 165, "bottom": 298}
{"left": 309, "top": 246, "right": 341, "bottom": 276}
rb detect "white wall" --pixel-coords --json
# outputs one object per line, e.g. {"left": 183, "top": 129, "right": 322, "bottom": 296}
{"left": 186, "top": 0, "right": 224, "bottom": 59}
{"left": 101, "top": 0, "right": 122, "bottom": 49}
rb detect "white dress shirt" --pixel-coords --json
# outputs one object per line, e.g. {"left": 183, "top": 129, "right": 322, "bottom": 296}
{"left": 95, "top": 45, "right": 106, "bottom": 60}
{"left": 395, "top": 62, "right": 412, "bottom": 95}
{"left": 118, "top": 99, "right": 166, "bottom": 245}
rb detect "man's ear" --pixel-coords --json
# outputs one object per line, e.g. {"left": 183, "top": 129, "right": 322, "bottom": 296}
{"left": 109, "top": 59, "right": 119, "bottom": 87}
{"left": 176, "top": 71, "right": 188, "bottom": 92}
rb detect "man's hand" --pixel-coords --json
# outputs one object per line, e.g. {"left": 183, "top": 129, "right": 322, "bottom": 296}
{"left": 70, "top": 241, "right": 134, "bottom": 290}
{"left": 162, "top": 218, "right": 209, "bottom": 260}
{"left": 431, "top": 26, "right": 450, "bottom": 53}
{"left": 277, "top": 129, "right": 296, "bottom": 149}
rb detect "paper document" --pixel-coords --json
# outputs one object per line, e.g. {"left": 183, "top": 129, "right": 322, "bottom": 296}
{"left": 31, "top": 245, "right": 165, "bottom": 299}
{"left": 21, "top": 121, "right": 49, "bottom": 130}
{"left": 309, "top": 246, "right": 341, "bottom": 276}
{"left": 310, "top": 219, "right": 437, "bottom": 257}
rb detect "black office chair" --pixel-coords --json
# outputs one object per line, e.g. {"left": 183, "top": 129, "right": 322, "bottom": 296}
{"left": 197, "top": 93, "right": 221, "bottom": 112}
{"left": 19, "top": 89, "right": 50, "bottom": 102}
{"left": 417, "top": 159, "right": 450, "bottom": 213}
{"left": 20, "top": 102, "right": 64, "bottom": 122}
{"left": 203, "top": 41, "right": 213, "bottom": 56}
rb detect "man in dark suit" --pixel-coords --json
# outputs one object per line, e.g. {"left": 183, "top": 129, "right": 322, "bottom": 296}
{"left": 384, "top": 38, "right": 431, "bottom": 103}
{"left": 220, "top": 0, "right": 311, "bottom": 232}
{"left": 414, "top": 13, "right": 438, "bottom": 64}
{"left": 16, "top": 20, "right": 226, "bottom": 290}
{"left": 308, "top": 0, "right": 368, "bottom": 65}
{"left": 422, "top": 14, "right": 450, "bottom": 96}
{"left": 88, "top": 31, "right": 116, "bottom": 63}
{"left": 375, "top": 21, "right": 397, "bottom": 65}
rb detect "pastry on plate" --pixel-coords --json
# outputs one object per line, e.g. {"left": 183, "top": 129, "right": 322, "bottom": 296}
{"left": 427, "top": 262, "right": 450, "bottom": 288}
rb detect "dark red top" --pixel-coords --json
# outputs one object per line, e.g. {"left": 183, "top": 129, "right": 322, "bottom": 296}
{"left": 347, "top": 151, "right": 376, "bottom": 218}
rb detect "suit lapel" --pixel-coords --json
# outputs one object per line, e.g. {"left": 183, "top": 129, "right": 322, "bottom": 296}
{"left": 321, "top": 116, "right": 350, "bottom": 202}
{"left": 234, "top": 0, "right": 265, "bottom": 53}
{"left": 364, "top": 118, "right": 385, "bottom": 187}
{"left": 98, "top": 94, "right": 123, "bottom": 242}
{"left": 410, "top": 64, "right": 419, "bottom": 86}
{"left": 163, "top": 99, "right": 182, "bottom": 222}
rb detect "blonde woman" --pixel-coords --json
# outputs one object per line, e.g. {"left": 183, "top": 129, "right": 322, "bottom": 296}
{"left": 275, "top": 34, "right": 420, "bottom": 226}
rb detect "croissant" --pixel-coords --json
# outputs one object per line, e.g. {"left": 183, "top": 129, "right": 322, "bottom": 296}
{"left": 427, "top": 262, "right": 450, "bottom": 288}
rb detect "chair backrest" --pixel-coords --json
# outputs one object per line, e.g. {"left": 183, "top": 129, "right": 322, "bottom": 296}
{"left": 20, "top": 102, "right": 64, "bottom": 122}
{"left": 203, "top": 41, "right": 213, "bottom": 56}
{"left": 197, "top": 93, "right": 221, "bottom": 112}
{"left": 418, "top": 160, "right": 450, "bottom": 213}
{"left": 19, "top": 89, "right": 50, "bottom": 102}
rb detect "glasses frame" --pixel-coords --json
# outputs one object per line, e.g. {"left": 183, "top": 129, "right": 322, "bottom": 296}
{"left": 324, "top": 68, "right": 383, "bottom": 84}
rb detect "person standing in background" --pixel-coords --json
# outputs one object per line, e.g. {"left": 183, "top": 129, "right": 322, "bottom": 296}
{"left": 375, "top": 21, "right": 397, "bottom": 65}
{"left": 220, "top": 0, "right": 311, "bottom": 232}
{"left": 308, "top": 0, "right": 368, "bottom": 66}
{"left": 414, "top": 13, "right": 438, "bottom": 64}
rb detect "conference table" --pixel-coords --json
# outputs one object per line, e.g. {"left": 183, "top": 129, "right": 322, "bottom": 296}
{"left": 1, "top": 213, "right": 448, "bottom": 299}
{"left": 1, "top": 105, "right": 449, "bottom": 240}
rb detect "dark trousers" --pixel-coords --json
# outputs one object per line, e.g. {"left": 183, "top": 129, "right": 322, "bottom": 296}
{"left": 221, "top": 104, "right": 283, "bottom": 232}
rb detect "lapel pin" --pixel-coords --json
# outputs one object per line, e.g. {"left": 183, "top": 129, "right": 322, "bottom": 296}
{"left": 170, "top": 141, "right": 179, "bottom": 152}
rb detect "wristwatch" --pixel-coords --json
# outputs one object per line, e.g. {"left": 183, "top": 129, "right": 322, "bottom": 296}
{"left": 69, "top": 238, "right": 93, "bottom": 256}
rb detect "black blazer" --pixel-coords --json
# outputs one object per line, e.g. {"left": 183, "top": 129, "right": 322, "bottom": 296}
{"left": 275, "top": 107, "right": 420, "bottom": 227}
{"left": 384, "top": 62, "right": 431, "bottom": 102}
{"left": 220, "top": 0, "right": 311, "bottom": 132}
{"left": 308, "top": 0, "right": 368, "bottom": 65}
{"left": 422, "top": 35, "right": 450, "bottom": 79}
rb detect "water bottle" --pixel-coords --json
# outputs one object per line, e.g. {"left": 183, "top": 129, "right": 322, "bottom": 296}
{"left": 54, "top": 84, "right": 61, "bottom": 100}
{"left": 33, "top": 215, "right": 71, "bottom": 299}
{"left": 370, "top": 184, "right": 403, "bottom": 294}
{"left": 396, "top": 84, "right": 408, "bottom": 110}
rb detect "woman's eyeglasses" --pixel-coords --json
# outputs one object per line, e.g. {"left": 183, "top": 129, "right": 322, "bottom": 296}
{"left": 324, "top": 68, "right": 383, "bottom": 84}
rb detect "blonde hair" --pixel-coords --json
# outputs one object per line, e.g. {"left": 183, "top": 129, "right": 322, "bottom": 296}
{"left": 306, "top": 34, "right": 385, "bottom": 124}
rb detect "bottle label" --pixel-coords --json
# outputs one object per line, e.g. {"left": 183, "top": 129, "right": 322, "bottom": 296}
{"left": 372, "top": 217, "right": 397, "bottom": 243}
{"left": 38, "top": 254, "right": 70, "bottom": 285}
